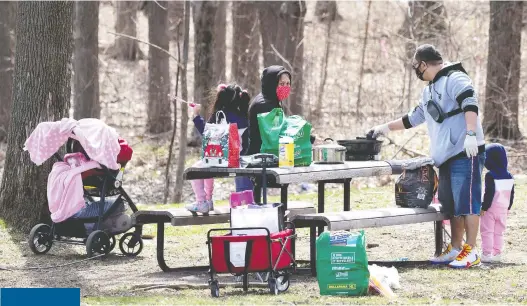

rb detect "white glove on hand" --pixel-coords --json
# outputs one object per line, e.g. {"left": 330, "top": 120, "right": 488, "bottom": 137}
{"left": 464, "top": 134, "right": 478, "bottom": 157}
{"left": 367, "top": 123, "right": 390, "bottom": 139}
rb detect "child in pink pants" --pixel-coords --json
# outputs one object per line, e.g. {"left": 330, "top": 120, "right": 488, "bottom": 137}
{"left": 189, "top": 178, "right": 214, "bottom": 211}
{"left": 480, "top": 143, "right": 515, "bottom": 263}
{"left": 185, "top": 83, "right": 250, "bottom": 214}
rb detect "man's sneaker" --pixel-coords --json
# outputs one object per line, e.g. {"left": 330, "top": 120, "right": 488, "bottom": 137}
{"left": 185, "top": 201, "right": 210, "bottom": 214}
{"left": 430, "top": 244, "right": 461, "bottom": 264}
{"left": 448, "top": 244, "right": 481, "bottom": 269}
{"left": 481, "top": 253, "right": 493, "bottom": 263}
{"left": 206, "top": 200, "right": 215, "bottom": 211}
{"left": 492, "top": 253, "right": 502, "bottom": 263}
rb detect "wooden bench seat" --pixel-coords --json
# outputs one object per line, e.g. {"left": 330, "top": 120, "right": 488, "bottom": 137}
{"left": 290, "top": 204, "right": 448, "bottom": 275}
{"left": 132, "top": 201, "right": 316, "bottom": 226}
{"left": 131, "top": 201, "right": 316, "bottom": 272}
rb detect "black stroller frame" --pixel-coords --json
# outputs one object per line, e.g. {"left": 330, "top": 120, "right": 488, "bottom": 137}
{"left": 28, "top": 139, "right": 144, "bottom": 258}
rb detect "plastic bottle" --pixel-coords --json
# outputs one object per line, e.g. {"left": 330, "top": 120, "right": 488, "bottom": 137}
{"left": 279, "top": 136, "right": 294, "bottom": 168}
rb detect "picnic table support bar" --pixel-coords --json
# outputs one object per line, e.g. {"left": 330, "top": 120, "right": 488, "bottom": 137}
{"left": 281, "top": 184, "right": 288, "bottom": 210}
{"left": 156, "top": 222, "right": 170, "bottom": 272}
{"left": 310, "top": 226, "right": 317, "bottom": 277}
{"left": 317, "top": 182, "right": 325, "bottom": 235}
{"left": 434, "top": 220, "right": 444, "bottom": 256}
{"left": 343, "top": 179, "right": 351, "bottom": 211}
{"left": 317, "top": 179, "right": 351, "bottom": 234}
{"left": 156, "top": 222, "right": 209, "bottom": 272}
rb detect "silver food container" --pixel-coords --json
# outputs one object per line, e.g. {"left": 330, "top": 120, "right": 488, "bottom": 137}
{"left": 312, "top": 138, "right": 346, "bottom": 164}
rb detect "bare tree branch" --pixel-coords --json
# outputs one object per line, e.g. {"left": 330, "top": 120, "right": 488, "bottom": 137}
{"left": 107, "top": 30, "right": 184, "bottom": 69}
{"left": 270, "top": 43, "right": 293, "bottom": 71}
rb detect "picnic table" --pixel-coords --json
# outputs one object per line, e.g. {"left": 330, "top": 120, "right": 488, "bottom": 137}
{"left": 132, "top": 160, "right": 406, "bottom": 272}
{"left": 183, "top": 160, "right": 403, "bottom": 214}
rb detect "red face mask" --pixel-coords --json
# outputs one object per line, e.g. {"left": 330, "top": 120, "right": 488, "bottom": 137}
{"left": 276, "top": 86, "right": 291, "bottom": 101}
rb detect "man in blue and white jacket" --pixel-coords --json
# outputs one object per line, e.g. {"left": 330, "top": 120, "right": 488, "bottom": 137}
{"left": 368, "top": 44, "right": 486, "bottom": 268}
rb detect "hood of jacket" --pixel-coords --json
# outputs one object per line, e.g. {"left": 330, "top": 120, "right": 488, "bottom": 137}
{"left": 261, "top": 65, "right": 291, "bottom": 103}
{"left": 484, "top": 143, "right": 512, "bottom": 179}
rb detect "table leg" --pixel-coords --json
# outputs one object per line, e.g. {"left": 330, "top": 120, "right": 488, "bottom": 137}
{"left": 156, "top": 222, "right": 210, "bottom": 272}
{"left": 344, "top": 178, "right": 351, "bottom": 211}
{"left": 281, "top": 184, "right": 288, "bottom": 210}
{"left": 310, "top": 226, "right": 317, "bottom": 277}
{"left": 434, "top": 220, "right": 444, "bottom": 256}
{"left": 156, "top": 222, "right": 171, "bottom": 272}
{"left": 317, "top": 182, "right": 325, "bottom": 235}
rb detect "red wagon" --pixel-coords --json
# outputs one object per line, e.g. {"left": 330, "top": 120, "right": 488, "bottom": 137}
{"left": 206, "top": 223, "right": 296, "bottom": 297}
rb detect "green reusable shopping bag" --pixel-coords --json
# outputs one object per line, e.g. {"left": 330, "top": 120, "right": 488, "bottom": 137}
{"left": 282, "top": 115, "right": 312, "bottom": 166}
{"left": 257, "top": 108, "right": 286, "bottom": 156}
{"left": 316, "top": 230, "right": 370, "bottom": 296}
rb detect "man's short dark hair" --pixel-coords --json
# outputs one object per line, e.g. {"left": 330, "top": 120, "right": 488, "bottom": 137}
{"left": 414, "top": 44, "right": 443, "bottom": 65}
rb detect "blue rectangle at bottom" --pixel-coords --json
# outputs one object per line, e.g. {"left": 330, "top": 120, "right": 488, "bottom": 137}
{"left": 1, "top": 288, "right": 80, "bottom": 306}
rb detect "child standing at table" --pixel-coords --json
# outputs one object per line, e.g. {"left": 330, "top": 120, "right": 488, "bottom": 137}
{"left": 480, "top": 143, "right": 515, "bottom": 263}
{"left": 185, "top": 84, "right": 252, "bottom": 213}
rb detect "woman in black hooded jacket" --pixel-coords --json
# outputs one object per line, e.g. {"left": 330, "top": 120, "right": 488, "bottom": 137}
{"left": 247, "top": 65, "right": 291, "bottom": 155}
{"left": 247, "top": 65, "right": 315, "bottom": 155}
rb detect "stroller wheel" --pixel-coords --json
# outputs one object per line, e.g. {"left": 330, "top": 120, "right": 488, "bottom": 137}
{"left": 276, "top": 274, "right": 290, "bottom": 292}
{"left": 119, "top": 233, "right": 143, "bottom": 256}
{"left": 268, "top": 277, "right": 279, "bottom": 295}
{"left": 109, "top": 235, "right": 116, "bottom": 252}
{"left": 210, "top": 280, "right": 220, "bottom": 298}
{"left": 86, "top": 230, "right": 111, "bottom": 258}
{"left": 28, "top": 224, "right": 53, "bottom": 255}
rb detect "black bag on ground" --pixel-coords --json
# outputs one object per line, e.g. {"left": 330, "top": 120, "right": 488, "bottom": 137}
{"left": 395, "top": 165, "right": 438, "bottom": 208}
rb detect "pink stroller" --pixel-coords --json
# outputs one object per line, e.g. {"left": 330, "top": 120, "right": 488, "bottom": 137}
{"left": 25, "top": 118, "right": 143, "bottom": 257}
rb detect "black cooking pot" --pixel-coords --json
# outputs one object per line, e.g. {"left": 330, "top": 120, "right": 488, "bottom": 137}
{"left": 337, "top": 137, "right": 383, "bottom": 156}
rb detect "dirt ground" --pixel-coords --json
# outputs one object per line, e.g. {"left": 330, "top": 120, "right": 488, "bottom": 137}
{"left": 0, "top": 178, "right": 525, "bottom": 305}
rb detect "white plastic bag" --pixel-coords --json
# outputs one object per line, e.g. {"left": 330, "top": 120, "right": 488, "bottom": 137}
{"left": 202, "top": 111, "right": 230, "bottom": 167}
{"left": 230, "top": 206, "right": 281, "bottom": 236}
{"left": 229, "top": 242, "right": 248, "bottom": 267}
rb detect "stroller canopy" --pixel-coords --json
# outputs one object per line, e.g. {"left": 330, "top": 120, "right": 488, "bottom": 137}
{"left": 24, "top": 118, "right": 122, "bottom": 170}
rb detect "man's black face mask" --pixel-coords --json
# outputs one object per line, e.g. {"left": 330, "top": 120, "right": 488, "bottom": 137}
{"left": 413, "top": 61, "right": 427, "bottom": 81}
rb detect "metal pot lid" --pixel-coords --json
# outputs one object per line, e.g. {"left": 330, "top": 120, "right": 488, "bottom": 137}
{"left": 314, "top": 138, "right": 347, "bottom": 151}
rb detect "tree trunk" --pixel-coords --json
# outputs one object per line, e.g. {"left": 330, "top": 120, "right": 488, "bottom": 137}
{"left": 259, "top": 2, "right": 306, "bottom": 116}
{"left": 109, "top": 1, "right": 144, "bottom": 61}
{"left": 73, "top": 1, "right": 100, "bottom": 120}
{"left": 168, "top": 1, "right": 184, "bottom": 42}
{"left": 484, "top": 1, "right": 523, "bottom": 140}
{"left": 232, "top": 2, "right": 260, "bottom": 96}
{"left": 399, "top": 1, "right": 447, "bottom": 59}
{"left": 213, "top": 1, "right": 227, "bottom": 84}
{"left": 146, "top": 0, "right": 171, "bottom": 134}
{"left": 0, "top": 1, "right": 13, "bottom": 142}
{"left": 188, "top": 1, "right": 218, "bottom": 147}
{"left": 258, "top": 2, "right": 287, "bottom": 68}
{"left": 314, "top": 1, "right": 342, "bottom": 23}
{"left": 173, "top": 0, "right": 190, "bottom": 203}
{"left": 283, "top": 1, "right": 306, "bottom": 116}
{"left": 193, "top": 1, "right": 217, "bottom": 111}
{"left": 0, "top": 1, "right": 73, "bottom": 232}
